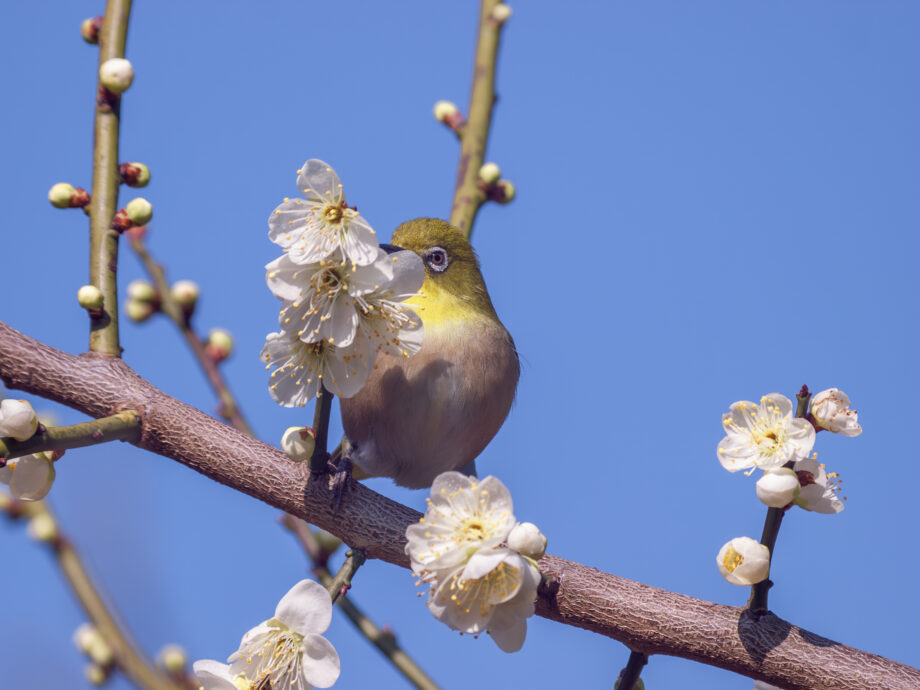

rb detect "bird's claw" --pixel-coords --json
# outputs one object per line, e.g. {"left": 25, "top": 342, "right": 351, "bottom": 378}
{"left": 327, "top": 456, "right": 352, "bottom": 512}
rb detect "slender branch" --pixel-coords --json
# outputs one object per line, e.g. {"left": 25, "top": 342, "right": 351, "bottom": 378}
{"left": 448, "top": 0, "right": 507, "bottom": 238}
{"left": 2, "top": 499, "right": 178, "bottom": 690}
{"left": 129, "top": 237, "right": 254, "bottom": 435}
{"left": 281, "top": 518, "right": 439, "bottom": 689}
{"left": 1, "top": 323, "right": 917, "bottom": 689}
{"left": 327, "top": 549, "right": 367, "bottom": 603}
{"left": 617, "top": 651, "right": 649, "bottom": 690}
{"left": 88, "top": 0, "right": 133, "bottom": 356}
{"left": 309, "top": 388, "right": 333, "bottom": 475}
{"left": 0, "top": 411, "right": 141, "bottom": 461}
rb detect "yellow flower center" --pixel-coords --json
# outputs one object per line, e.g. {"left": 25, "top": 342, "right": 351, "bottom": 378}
{"left": 722, "top": 547, "right": 744, "bottom": 574}
{"left": 324, "top": 205, "right": 343, "bottom": 223}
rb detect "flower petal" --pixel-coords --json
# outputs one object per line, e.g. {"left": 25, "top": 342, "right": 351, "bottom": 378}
{"left": 192, "top": 660, "right": 240, "bottom": 690}
{"left": 274, "top": 579, "right": 333, "bottom": 635}
{"left": 487, "top": 616, "right": 527, "bottom": 653}
{"left": 300, "top": 633, "right": 341, "bottom": 688}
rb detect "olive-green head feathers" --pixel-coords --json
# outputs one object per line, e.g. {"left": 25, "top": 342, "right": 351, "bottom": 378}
{"left": 391, "top": 218, "right": 497, "bottom": 319}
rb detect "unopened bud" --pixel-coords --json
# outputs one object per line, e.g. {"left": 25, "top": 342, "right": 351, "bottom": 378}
{"left": 99, "top": 58, "right": 134, "bottom": 94}
{"left": 478, "top": 162, "right": 501, "bottom": 185}
{"left": 80, "top": 16, "right": 103, "bottom": 44}
{"left": 119, "top": 162, "right": 151, "bottom": 188}
{"left": 0, "top": 399, "right": 39, "bottom": 442}
{"left": 206, "top": 329, "right": 234, "bottom": 362}
{"left": 48, "top": 183, "right": 90, "bottom": 209}
{"left": 74, "top": 624, "right": 114, "bottom": 666}
{"left": 170, "top": 280, "right": 199, "bottom": 309}
{"left": 127, "top": 279, "right": 156, "bottom": 303}
{"left": 507, "top": 522, "right": 546, "bottom": 559}
{"left": 77, "top": 285, "right": 104, "bottom": 311}
{"left": 157, "top": 644, "right": 188, "bottom": 673}
{"left": 125, "top": 197, "right": 153, "bottom": 225}
{"left": 756, "top": 468, "right": 800, "bottom": 508}
{"left": 125, "top": 298, "right": 155, "bottom": 323}
{"left": 280, "top": 426, "right": 315, "bottom": 463}
{"left": 490, "top": 4, "right": 512, "bottom": 24}
{"left": 85, "top": 664, "right": 108, "bottom": 686}
{"left": 496, "top": 179, "right": 515, "bottom": 203}
{"left": 26, "top": 512, "right": 58, "bottom": 543}
{"left": 433, "top": 100, "right": 459, "bottom": 123}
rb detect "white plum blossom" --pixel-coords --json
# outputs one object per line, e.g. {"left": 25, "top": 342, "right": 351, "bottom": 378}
{"left": 266, "top": 249, "right": 424, "bottom": 358}
{"left": 0, "top": 453, "right": 55, "bottom": 501}
{"left": 268, "top": 159, "right": 379, "bottom": 267}
{"left": 0, "top": 398, "right": 39, "bottom": 441}
{"left": 261, "top": 330, "right": 371, "bottom": 406}
{"left": 717, "top": 394, "right": 815, "bottom": 473}
{"left": 755, "top": 468, "right": 801, "bottom": 508}
{"left": 793, "top": 456, "right": 844, "bottom": 514}
{"left": 228, "top": 579, "right": 340, "bottom": 689}
{"left": 406, "top": 472, "right": 543, "bottom": 653}
{"left": 192, "top": 660, "right": 249, "bottom": 690}
{"left": 717, "top": 536, "right": 770, "bottom": 586}
{"left": 810, "top": 388, "right": 862, "bottom": 437}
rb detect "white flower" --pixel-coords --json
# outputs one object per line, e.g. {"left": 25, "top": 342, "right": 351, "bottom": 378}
{"left": 755, "top": 468, "right": 800, "bottom": 508}
{"left": 717, "top": 536, "right": 770, "bottom": 586}
{"left": 268, "top": 159, "right": 379, "bottom": 267}
{"left": 717, "top": 394, "right": 815, "bottom": 472}
{"left": 507, "top": 522, "right": 547, "bottom": 560}
{"left": 0, "top": 398, "right": 39, "bottom": 441}
{"left": 266, "top": 249, "right": 424, "bottom": 358}
{"left": 192, "top": 660, "right": 249, "bottom": 690}
{"left": 406, "top": 472, "right": 541, "bottom": 653}
{"left": 261, "top": 330, "right": 371, "bottom": 405}
{"left": 0, "top": 453, "right": 55, "bottom": 501}
{"left": 228, "top": 579, "right": 340, "bottom": 689}
{"left": 810, "top": 388, "right": 862, "bottom": 437}
{"left": 793, "top": 456, "right": 844, "bottom": 514}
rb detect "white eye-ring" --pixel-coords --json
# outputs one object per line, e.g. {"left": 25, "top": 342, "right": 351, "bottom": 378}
{"left": 424, "top": 246, "right": 449, "bottom": 273}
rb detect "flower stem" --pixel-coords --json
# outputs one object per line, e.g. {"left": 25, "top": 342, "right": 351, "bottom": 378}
{"left": 617, "top": 651, "right": 649, "bottom": 690}
{"left": 2, "top": 499, "right": 177, "bottom": 690}
{"left": 749, "top": 385, "right": 813, "bottom": 613}
{"left": 448, "top": 0, "right": 508, "bottom": 239}
{"left": 309, "top": 387, "right": 334, "bottom": 475}
{"left": 88, "top": 0, "right": 133, "bottom": 356}
{"left": 0, "top": 410, "right": 141, "bottom": 462}
{"left": 327, "top": 548, "right": 367, "bottom": 603}
{"left": 129, "top": 237, "right": 254, "bottom": 435}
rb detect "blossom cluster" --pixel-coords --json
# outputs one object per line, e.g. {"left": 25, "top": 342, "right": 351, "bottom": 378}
{"left": 406, "top": 472, "right": 546, "bottom": 653}
{"left": 715, "top": 389, "right": 861, "bottom": 586}
{"left": 194, "top": 579, "right": 340, "bottom": 690}
{"left": 261, "top": 160, "right": 425, "bottom": 406}
{"left": 0, "top": 398, "right": 55, "bottom": 501}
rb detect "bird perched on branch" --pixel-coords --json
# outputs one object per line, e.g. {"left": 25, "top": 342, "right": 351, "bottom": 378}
{"left": 339, "top": 218, "right": 519, "bottom": 488}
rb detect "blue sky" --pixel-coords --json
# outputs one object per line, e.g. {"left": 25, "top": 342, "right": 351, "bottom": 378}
{"left": 2, "top": 1, "right": 918, "bottom": 688}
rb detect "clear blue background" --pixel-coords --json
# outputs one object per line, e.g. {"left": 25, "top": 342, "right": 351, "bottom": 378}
{"left": 2, "top": 1, "right": 918, "bottom": 688}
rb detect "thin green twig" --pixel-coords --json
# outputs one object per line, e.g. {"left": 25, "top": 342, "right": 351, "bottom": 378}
{"left": 0, "top": 411, "right": 141, "bottom": 461}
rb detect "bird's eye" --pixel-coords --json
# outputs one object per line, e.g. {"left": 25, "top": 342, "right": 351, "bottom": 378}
{"left": 424, "top": 247, "right": 449, "bottom": 273}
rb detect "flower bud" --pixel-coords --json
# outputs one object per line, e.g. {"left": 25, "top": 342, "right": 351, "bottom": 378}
{"left": 127, "top": 279, "right": 156, "bottom": 303}
{"left": 490, "top": 4, "right": 512, "bottom": 24}
{"left": 810, "top": 388, "right": 862, "bottom": 437}
{"left": 507, "top": 521, "right": 546, "bottom": 559}
{"left": 85, "top": 664, "right": 108, "bottom": 686}
{"left": 755, "top": 468, "right": 800, "bottom": 508}
{"left": 207, "top": 328, "right": 234, "bottom": 362}
{"left": 717, "top": 536, "right": 770, "bottom": 586}
{"left": 280, "top": 426, "right": 315, "bottom": 463}
{"left": 170, "top": 280, "right": 199, "bottom": 309}
{"left": 27, "top": 512, "right": 58, "bottom": 543}
{"left": 0, "top": 399, "right": 39, "bottom": 441}
{"left": 48, "top": 183, "right": 77, "bottom": 209}
{"left": 99, "top": 57, "right": 134, "bottom": 94}
{"left": 2, "top": 453, "right": 56, "bottom": 501}
{"left": 157, "top": 644, "right": 188, "bottom": 673}
{"left": 125, "top": 197, "right": 153, "bottom": 225}
{"left": 73, "top": 623, "right": 101, "bottom": 654}
{"left": 478, "top": 162, "right": 501, "bottom": 185}
{"left": 80, "top": 16, "right": 103, "bottom": 44}
{"left": 433, "top": 100, "right": 459, "bottom": 122}
{"left": 77, "top": 285, "right": 104, "bottom": 311}
{"left": 125, "top": 298, "right": 156, "bottom": 323}
{"left": 496, "top": 179, "right": 515, "bottom": 203}
{"left": 119, "top": 161, "right": 151, "bottom": 188}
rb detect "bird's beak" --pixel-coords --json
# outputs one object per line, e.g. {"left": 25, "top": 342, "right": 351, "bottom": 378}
{"left": 379, "top": 243, "right": 404, "bottom": 254}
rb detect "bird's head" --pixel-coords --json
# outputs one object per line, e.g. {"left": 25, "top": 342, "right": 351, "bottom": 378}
{"left": 386, "top": 218, "right": 498, "bottom": 322}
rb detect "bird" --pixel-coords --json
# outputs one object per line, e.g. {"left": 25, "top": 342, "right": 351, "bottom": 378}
{"left": 339, "top": 217, "right": 519, "bottom": 489}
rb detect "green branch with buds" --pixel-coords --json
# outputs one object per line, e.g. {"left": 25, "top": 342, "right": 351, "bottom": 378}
{"left": 0, "top": 411, "right": 141, "bottom": 462}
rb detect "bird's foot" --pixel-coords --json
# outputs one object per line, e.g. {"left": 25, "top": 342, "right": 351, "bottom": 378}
{"left": 327, "top": 455, "right": 353, "bottom": 512}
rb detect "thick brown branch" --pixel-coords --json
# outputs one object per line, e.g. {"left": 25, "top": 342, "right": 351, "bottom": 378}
{"left": 0, "top": 319, "right": 916, "bottom": 690}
